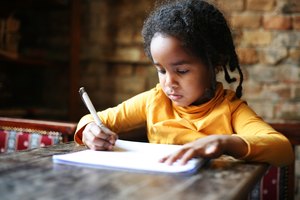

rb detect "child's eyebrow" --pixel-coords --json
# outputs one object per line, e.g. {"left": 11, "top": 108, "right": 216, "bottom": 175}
{"left": 153, "top": 60, "right": 191, "bottom": 67}
{"left": 170, "top": 60, "right": 190, "bottom": 67}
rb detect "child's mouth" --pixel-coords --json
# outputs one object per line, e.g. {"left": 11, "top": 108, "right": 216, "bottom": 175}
{"left": 168, "top": 94, "right": 183, "bottom": 101}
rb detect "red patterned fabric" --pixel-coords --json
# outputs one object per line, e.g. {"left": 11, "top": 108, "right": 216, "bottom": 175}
{"left": 0, "top": 130, "right": 7, "bottom": 152}
{"left": 17, "top": 132, "right": 30, "bottom": 150}
{"left": 249, "top": 166, "right": 290, "bottom": 200}
{"left": 261, "top": 166, "right": 279, "bottom": 199}
{"left": 0, "top": 129, "right": 61, "bottom": 153}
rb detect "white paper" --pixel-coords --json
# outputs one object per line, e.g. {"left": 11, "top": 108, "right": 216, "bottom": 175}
{"left": 52, "top": 140, "right": 205, "bottom": 174}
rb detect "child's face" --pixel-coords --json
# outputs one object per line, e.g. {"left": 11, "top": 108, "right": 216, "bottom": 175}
{"left": 150, "top": 34, "right": 211, "bottom": 107}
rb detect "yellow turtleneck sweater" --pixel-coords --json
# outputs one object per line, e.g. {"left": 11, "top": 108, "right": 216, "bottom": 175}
{"left": 74, "top": 83, "right": 294, "bottom": 166}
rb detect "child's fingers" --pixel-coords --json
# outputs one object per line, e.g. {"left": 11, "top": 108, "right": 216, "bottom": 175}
{"left": 167, "top": 143, "right": 220, "bottom": 166}
{"left": 89, "top": 122, "right": 117, "bottom": 144}
{"left": 178, "top": 148, "right": 197, "bottom": 165}
{"left": 90, "top": 124, "right": 108, "bottom": 139}
{"left": 160, "top": 149, "right": 186, "bottom": 165}
{"left": 159, "top": 152, "right": 176, "bottom": 163}
{"left": 83, "top": 122, "right": 117, "bottom": 150}
{"left": 85, "top": 138, "right": 114, "bottom": 151}
{"left": 204, "top": 143, "right": 218, "bottom": 155}
{"left": 158, "top": 156, "right": 168, "bottom": 163}
{"left": 82, "top": 130, "right": 105, "bottom": 149}
{"left": 105, "top": 130, "right": 118, "bottom": 145}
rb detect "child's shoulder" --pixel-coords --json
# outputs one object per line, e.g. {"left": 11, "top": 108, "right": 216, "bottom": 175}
{"left": 216, "top": 83, "right": 240, "bottom": 100}
{"left": 145, "top": 84, "right": 169, "bottom": 103}
{"left": 224, "top": 88, "right": 239, "bottom": 101}
{"left": 151, "top": 83, "right": 167, "bottom": 98}
{"left": 221, "top": 85, "right": 247, "bottom": 110}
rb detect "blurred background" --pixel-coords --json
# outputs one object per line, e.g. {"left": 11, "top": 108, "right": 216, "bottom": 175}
{"left": 0, "top": 0, "right": 299, "bottom": 124}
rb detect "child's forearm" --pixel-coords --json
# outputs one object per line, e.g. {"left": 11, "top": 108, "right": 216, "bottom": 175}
{"left": 223, "top": 135, "right": 248, "bottom": 159}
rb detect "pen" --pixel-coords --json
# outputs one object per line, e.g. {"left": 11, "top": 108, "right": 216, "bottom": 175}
{"left": 79, "top": 87, "right": 110, "bottom": 134}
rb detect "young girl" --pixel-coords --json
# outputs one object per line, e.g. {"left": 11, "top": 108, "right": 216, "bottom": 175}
{"left": 75, "top": 0, "right": 294, "bottom": 167}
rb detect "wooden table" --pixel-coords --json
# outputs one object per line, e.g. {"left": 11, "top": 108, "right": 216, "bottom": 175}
{"left": 0, "top": 142, "right": 268, "bottom": 200}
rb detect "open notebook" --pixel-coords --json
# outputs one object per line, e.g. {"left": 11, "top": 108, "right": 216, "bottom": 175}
{"left": 53, "top": 140, "right": 206, "bottom": 174}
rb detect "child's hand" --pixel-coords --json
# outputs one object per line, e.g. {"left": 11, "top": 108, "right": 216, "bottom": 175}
{"left": 82, "top": 122, "right": 118, "bottom": 151}
{"left": 160, "top": 135, "right": 248, "bottom": 165}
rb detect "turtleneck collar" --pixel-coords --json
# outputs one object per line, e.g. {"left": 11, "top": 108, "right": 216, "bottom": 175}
{"left": 172, "top": 82, "right": 225, "bottom": 120}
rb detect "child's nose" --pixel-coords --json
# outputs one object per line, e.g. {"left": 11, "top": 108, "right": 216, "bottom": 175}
{"left": 165, "top": 73, "right": 177, "bottom": 87}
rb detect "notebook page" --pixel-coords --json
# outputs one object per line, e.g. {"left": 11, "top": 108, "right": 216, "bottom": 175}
{"left": 53, "top": 140, "right": 204, "bottom": 174}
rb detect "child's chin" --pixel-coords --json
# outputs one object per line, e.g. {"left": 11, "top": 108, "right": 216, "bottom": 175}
{"left": 172, "top": 101, "right": 189, "bottom": 107}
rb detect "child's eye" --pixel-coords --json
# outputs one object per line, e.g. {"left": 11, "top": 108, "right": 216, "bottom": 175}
{"left": 156, "top": 68, "right": 166, "bottom": 74}
{"left": 177, "top": 69, "right": 189, "bottom": 74}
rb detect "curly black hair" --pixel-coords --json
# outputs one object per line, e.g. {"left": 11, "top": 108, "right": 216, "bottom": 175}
{"left": 142, "top": 0, "right": 243, "bottom": 98}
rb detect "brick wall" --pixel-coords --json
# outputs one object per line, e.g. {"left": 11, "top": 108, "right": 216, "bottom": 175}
{"left": 79, "top": 0, "right": 156, "bottom": 115}
{"left": 79, "top": 0, "right": 300, "bottom": 122}
{"left": 218, "top": 0, "right": 300, "bottom": 121}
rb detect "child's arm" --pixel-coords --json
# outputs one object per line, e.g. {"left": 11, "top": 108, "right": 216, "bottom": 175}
{"left": 160, "top": 134, "right": 248, "bottom": 165}
{"left": 74, "top": 88, "right": 153, "bottom": 146}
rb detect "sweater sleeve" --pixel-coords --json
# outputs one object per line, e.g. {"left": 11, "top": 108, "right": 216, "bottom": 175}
{"left": 232, "top": 103, "right": 294, "bottom": 167}
{"left": 74, "top": 89, "right": 151, "bottom": 145}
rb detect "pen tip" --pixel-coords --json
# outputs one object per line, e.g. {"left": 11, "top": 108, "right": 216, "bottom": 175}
{"left": 79, "top": 87, "right": 85, "bottom": 95}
